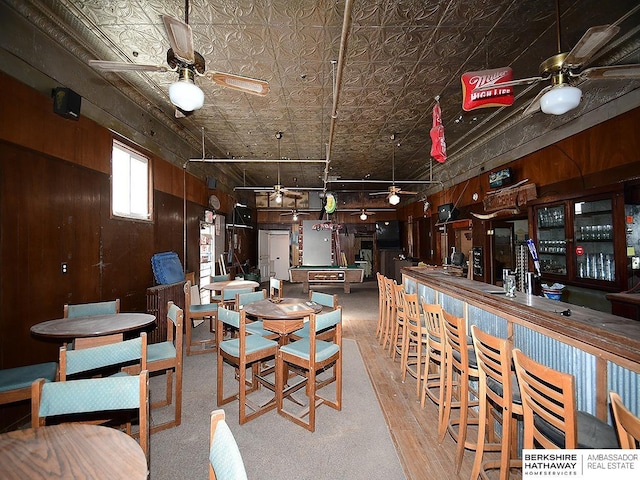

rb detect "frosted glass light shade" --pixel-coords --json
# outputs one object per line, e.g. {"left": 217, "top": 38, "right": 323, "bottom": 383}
{"left": 169, "top": 79, "right": 204, "bottom": 112}
{"left": 360, "top": 212, "right": 367, "bottom": 220}
{"left": 540, "top": 85, "right": 582, "bottom": 115}
{"left": 389, "top": 193, "right": 400, "bottom": 205}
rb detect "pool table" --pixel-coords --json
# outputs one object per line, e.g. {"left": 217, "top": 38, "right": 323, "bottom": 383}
{"left": 288, "top": 266, "right": 364, "bottom": 293}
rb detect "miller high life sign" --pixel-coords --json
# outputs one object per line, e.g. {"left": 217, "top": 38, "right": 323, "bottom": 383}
{"left": 461, "top": 67, "right": 514, "bottom": 111}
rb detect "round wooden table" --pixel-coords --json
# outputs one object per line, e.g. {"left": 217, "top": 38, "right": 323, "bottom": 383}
{"left": 30, "top": 313, "right": 155, "bottom": 343}
{"left": 242, "top": 297, "right": 323, "bottom": 340}
{"left": 202, "top": 279, "right": 260, "bottom": 294}
{"left": 0, "top": 424, "right": 148, "bottom": 479}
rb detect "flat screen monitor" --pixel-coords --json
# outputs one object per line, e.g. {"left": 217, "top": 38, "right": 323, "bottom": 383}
{"left": 376, "top": 220, "right": 401, "bottom": 249}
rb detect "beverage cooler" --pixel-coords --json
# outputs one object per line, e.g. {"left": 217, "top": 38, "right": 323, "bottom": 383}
{"left": 532, "top": 189, "right": 626, "bottom": 291}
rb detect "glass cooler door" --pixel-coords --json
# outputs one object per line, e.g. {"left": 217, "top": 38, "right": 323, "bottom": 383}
{"left": 573, "top": 199, "right": 615, "bottom": 282}
{"left": 537, "top": 204, "right": 567, "bottom": 277}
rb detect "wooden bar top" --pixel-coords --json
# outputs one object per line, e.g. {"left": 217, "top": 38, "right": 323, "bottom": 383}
{"left": 402, "top": 266, "right": 640, "bottom": 367}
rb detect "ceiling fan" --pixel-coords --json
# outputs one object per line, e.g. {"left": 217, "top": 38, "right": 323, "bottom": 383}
{"left": 351, "top": 208, "right": 376, "bottom": 220}
{"left": 473, "top": 1, "right": 640, "bottom": 116}
{"left": 280, "top": 210, "right": 309, "bottom": 221}
{"left": 269, "top": 163, "right": 303, "bottom": 204}
{"left": 369, "top": 143, "right": 418, "bottom": 205}
{"left": 88, "top": 0, "right": 269, "bottom": 114}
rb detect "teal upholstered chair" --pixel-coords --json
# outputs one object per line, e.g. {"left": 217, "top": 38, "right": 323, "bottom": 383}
{"left": 237, "top": 289, "right": 277, "bottom": 339}
{"left": 291, "top": 290, "right": 338, "bottom": 340}
{"left": 31, "top": 370, "right": 150, "bottom": 462}
{"left": 184, "top": 281, "right": 217, "bottom": 356}
{"left": 216, "top": 306, "right": 278, "bottom": 424}
{"left": 221, "top": 286, "right": 254, "bottom": 309}
{"left": 145, "top": 302, "right": 184, "bottom": 433}
{"left": 209, "top": 409, "right": 248, "bottom": 480}
{"left": 59, "top": 332, "right": 147, "bottom": 380}
{"left": 276, "top": 306, "right": 342, "bottom": 432}
{"left": 0, "top": 362, "right": 58, "bottom": 408}
{"left": 64, "top": 299, "right": 120, "bottom": 349}
{"left": 209, "top": 273, "right": 230, "bottom": 303}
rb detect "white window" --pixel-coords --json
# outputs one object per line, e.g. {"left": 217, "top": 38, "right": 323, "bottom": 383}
{"left": 111, "top": 141, "right": 152, "bottom": 221}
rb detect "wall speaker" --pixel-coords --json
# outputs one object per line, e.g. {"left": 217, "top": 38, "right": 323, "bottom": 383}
{"left": 52, "top": 87, "right": 81, "bottom": 120}
{"left": 206, "top": 176, "right": 217, "bottom": 189}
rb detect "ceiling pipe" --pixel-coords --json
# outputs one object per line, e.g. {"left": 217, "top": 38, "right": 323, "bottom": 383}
{"left": 326, "top": 179, "right": 442, "bottom": 185}
{"left": 190, "top": 158, "right": 326, "bottom": 164}
{"left": 323, "top": 0, "right": 354, "bottom": 191}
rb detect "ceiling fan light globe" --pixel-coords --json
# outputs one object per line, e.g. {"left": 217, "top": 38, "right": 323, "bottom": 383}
{"left": 389, "top": 193, "right": 400, "bottom": 205}
{"left": 540, "top": 85, "right": 582, "bottom": 115}
{"left": 169, "top": 79, "right": 204, "bottom": 111}
{"left": 275, "top": 193, "right": 282, "bottom": 204}
{"left": 360, "top": 212, "right": 368, "bottom": 221}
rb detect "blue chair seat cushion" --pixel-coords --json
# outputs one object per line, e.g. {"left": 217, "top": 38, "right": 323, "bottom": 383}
{"left": 292, "top": 323, "right": 332, "bottom": 338}
{"left": 534, "top": 410, "right": 618, "bottom": 448}
{"left": 191, "top": 303, "right": 218, "bottom": 315}
{"left": 220, "top": 335, "right": 277, "bottom": 358}
{"left": 279, "top": 339, "right": 340, "bottom": 363}
{"left": 0, "top": 362, "right": 58, "bottom": 392}
{"left": 148, "top": 342, "right": 177, "bottom": 362}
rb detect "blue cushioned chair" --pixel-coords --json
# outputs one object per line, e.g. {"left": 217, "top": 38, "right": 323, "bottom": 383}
{"left": 64, "top": 299, "right": 120, "bottom": 349}
{"left": 216, "top": 306, "right": 278, "bottom": 424}
{"left": 237, "top": 289, "right": 277, "bottom": 339}
{"left": 513, "top": 348, "right": 618, "bottom": 450}
{"left": 276, "top": 306, "right": 342, "bottom": 432}
{"left": 291, "top": 290, "right": 338, "bottom": 340}
{"left": 209, "top": 409, "right": 248, "bottom": 480}
{"left": 209, "top": 273, "right": 230, "bottom": 303}
{"left": 59, "top": 333, "right": 147, "bottom": 380}
{"left": 31, "top": 370, "right": 150, "bottom": 462}
{"left": 269, "top": 277, "right": 283, "bottom": 299}
{"left": 0, "top": 362, "right": 58, "bottom": 407}
{"left": 184, "top": 281, "right": 217, "bottom": 356}
{"left": 221, "top": 286, "right": 254, "bottom": 310}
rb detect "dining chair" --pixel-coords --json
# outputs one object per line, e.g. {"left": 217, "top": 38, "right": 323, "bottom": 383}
{"left": 470, "top": 325, "right": 522, "bottom": 480}
{"left": 276, "top": 306, "right": 342, "bottom": 432}
{"left": 381, "top": 276, "right": 397, "bottom": 350}
{"left": 269, "top": 277, "right": 283, "bottom": 300}
{"left": 512, "top": 348, "right": 618, "bottom": 449}
{"left": 236, "top": 289, "right": 277, "bottom": 339}
{"left": 209, "top": 409, "right": 248, "bottom": 480}
{"left": 64, "top": 299, "right": 121, "bottom": 349}
{"left": 184, "top": 280, "right": 217, "bottom": 356}
{"left": 290, "top": 290, "right": 338, "bottom": 342}
{"left": 220, "top": 286, "right": 255, "bottom": 310}
{"left": 59, "top": 332, "right": 148, "bottom": 381}
{"left": 209, "top": 273, "right": 231, "bottom": 302}
{"left": 216, "top": 306, "right": 278, "bottom": 424}
{"left": 609, "top": 391, "right": 640, "bottom": 448}
{"left": 147, "top": 301, "right": 184, "bottom": 433}
{"left": 0, "top": 362, "right": 59, "bottom": 409}
{"left": 31, "top": 370, "right": 150, "bottom": 463}
{"left": 440, "top": 309, "right": 480, "bottom": 473}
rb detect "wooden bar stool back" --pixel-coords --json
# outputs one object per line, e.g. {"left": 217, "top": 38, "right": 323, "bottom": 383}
{"left": 389, "top": 282, "right": 406, "bottom": 360}
{"left": 609, "top": 391, "right": 640, "bottom": 449}
{"left": 381, "top": 276, "right": 397, "bottom": 350}
{"left": 400, "top": 292, "right": 425, "bottom": 398}
{"left": 470, "top": 325, "right": 522, "bottom": 480}
{"left": 420, "top": 302, "right": 446, "bottom": 423}
{"left": 375, "top": 273, "right": 385, "bottom": 341}
{"left": 513, "top": 349, "right": 617, "bottom": 450}
{"left": 440, "top": 309, "right": 480, "bottom": 473}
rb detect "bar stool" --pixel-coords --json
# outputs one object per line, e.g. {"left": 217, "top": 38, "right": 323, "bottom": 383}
{"left": 470, "top": 325, "right": 522, "bottom": 480}
{"left": 375, "top": 273, "right": 386, "bottom": 341}
{"left": 513, "top": 348, "right": 618, "bottom": 449}
{"left": 381, "top": 276, "right": 397, "bottom": 350}
{"left": 420, "top": 302, "right": 445, "bottom": 426}
{"left": 440, "top": 309, "right": 480, "bottom": 472}
{"left": 389, "top": 282, "right": 406, "bottom": 360}
{"left": 400, "top": 292, "right": 425, "bottom": 398}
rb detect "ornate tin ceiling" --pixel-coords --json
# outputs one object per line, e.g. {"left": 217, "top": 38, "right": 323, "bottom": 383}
{"left": 2, "top": 0, "right": 640, "bottom": 200}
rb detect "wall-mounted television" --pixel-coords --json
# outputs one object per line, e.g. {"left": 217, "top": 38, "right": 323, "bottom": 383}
{"left": 375, "top": 220, "right": 401, "bottom": 249}
{"left": 231, "top": 205, "right": 254, "bottom": 228}
{"left": 437, "top": 203, "right": 458, "bottom": 223}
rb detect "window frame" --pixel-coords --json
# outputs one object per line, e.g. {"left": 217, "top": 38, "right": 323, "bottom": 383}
{"left": 110, "top": 140, "right": 153, "bottom": 222}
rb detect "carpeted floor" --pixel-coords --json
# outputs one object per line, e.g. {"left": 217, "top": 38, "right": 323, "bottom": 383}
{"left": 148, "top": 280, "right": 405, "bottom": 479}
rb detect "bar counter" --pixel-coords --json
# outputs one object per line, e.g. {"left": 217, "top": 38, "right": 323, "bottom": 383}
{"left": 402, "top": 266, "right": 640, "bottom": 420}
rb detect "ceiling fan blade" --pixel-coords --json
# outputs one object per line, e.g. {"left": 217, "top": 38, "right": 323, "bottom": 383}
{"left": 204, "top": 71, "right": 269, "bottom": 96}
{"left": 473, "top": 76, "right": 543, "bottom": 92}
{"left": 563, "top": 25, "right": 620, "bottom": 69}
{"left": 399, "top": 190, "right": 418, "bottom": 195}
{"left": 162, "top": 15, "right": 195, "bottom": 64}
{"left": 522, "top": 85, "right": 552, "bottom": 116}
{"left": 369, "top": 192, "right": 389, "bottom": 196}
{"left": 283, "top": 190, "right": 303, "bottom": 198}
{"left": 89, "top": 60, "right": 169, "bottom": 73}
{"left": 579, "top": 63, "right": 640, "bottom": 80}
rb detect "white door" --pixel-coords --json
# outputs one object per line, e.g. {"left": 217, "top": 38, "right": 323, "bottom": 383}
{"left": 268, "top": 232, "right": 290, "bottom": 280}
